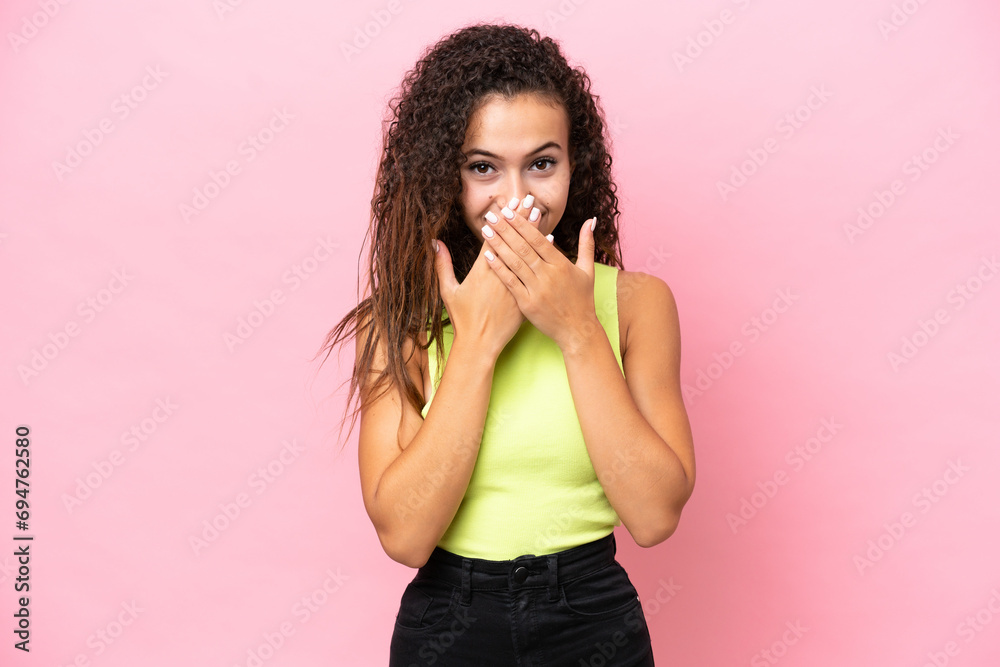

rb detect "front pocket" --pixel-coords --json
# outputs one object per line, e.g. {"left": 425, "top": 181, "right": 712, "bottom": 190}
{"left": 394, "top": 577, "right": 460, "bottom": 631}
{"left": 559, "top": 563, "right": 641, "bottom": 618}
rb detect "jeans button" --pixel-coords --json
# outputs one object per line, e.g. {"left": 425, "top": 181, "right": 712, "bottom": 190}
{"left": 513, "top": 566, "right": 528, "bottom": 584}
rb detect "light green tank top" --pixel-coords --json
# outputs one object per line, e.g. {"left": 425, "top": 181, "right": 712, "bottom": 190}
{"left": 421, "top": 261, "right": 624, "bottom": 560}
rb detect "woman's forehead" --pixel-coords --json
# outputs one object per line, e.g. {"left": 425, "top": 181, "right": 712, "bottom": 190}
{"left": 463, "top": 95, "right": 570, "bottom": 152}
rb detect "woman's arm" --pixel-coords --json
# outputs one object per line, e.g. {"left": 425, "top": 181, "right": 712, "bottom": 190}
{"left": 560, "top": 271, "right": 696, "bottom": 548}
{"left": 357, "top": 315, "right": 498, "bottom": 568}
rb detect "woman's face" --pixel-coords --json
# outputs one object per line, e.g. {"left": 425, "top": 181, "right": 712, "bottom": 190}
{"left": 458, "top": 93, "right": 575, "bottom": 242}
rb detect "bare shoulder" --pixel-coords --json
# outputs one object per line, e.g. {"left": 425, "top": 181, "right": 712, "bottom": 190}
{"left": 616, "top": 269, "right": 679, "bottom": 360}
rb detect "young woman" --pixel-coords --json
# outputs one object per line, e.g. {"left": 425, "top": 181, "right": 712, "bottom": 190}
{"left": 317, "top": 22, "right": 695, "bottom": 665}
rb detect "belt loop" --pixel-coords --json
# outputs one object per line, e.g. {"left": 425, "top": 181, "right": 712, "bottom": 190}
{"left": 547, "top": 555, "right": 558, "bottom": 602}
{"left": 461, "top": 559, "right": 472, "bottom": 605}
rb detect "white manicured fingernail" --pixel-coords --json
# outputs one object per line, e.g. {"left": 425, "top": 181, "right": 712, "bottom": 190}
{"left": 485, "top": 211, "right": 498, "bottom": 224}
{"left": 590, "top": 217, "right": 597, "bottom": 231}
{"left": 529, "top": 207, "right": 540, "bottom": 222}
{"left": 485, "top": 249, "right": 495, "bottom": 261}
{"left": 481, "top": 224, "right": 494, "bottom": 238}
{"left": 545, "top": 234, "right": 554, "bottom": 242}
{"left": 501, "top": 207, "right": 514, "bottom": 220}
{"left": 508, "top": 197, "right": 520, "bottom": 209}
{"left": 522, "top": 195, "right": 534, "bottom": 209}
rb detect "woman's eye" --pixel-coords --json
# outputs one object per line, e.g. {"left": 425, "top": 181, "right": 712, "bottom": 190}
{"left": 468, "top": 158, "right": 555, "bottom": 175}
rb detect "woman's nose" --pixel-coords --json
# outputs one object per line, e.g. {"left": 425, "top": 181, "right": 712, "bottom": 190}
{"left": 505, "top": 175, "right": 529, "bottom": 206}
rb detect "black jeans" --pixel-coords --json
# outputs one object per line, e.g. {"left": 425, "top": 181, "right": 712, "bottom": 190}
{"left": 389, "top": 531, "right": 655, "bottom": 666}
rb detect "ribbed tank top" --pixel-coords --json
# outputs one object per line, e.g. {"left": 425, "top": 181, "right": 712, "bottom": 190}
{"left": 420, "top": 261, "right": 624, "bottom": 560}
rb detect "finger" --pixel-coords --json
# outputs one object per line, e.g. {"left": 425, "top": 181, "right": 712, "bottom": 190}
{"left": 482, "top": 215, "right": 539, "bottom": 288}
{"left": 518, "top": 194, "right": 536, "bottom": 221}
{"left": 484, "top": 243, "right": 529, "bottom": 304}
{"left": 432, "top": 238, "right": 458, "bottom": 297}
{"left": 513, "top": 196, "right": 558, "bottom": 261}
{"left": 575, "top": 217, "right": 597, "bottom": 279}
{"left": 489, "top": 198, "right": 556, "bottom": 270}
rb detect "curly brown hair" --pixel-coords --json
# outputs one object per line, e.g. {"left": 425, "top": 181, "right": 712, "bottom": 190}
{"left": 314, "top": 22, "right": 623, "bottom": 452}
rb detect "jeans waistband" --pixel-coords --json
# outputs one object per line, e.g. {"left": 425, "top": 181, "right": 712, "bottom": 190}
{"left": 417, "top": 531, "right": 618, "bottom": 605}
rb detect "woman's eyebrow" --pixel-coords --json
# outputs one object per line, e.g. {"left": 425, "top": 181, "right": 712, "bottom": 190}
{"left": 464, "top": 141, "right": 563, "bottom": 159}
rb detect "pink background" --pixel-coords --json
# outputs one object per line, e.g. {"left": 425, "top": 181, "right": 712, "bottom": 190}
{"left": 3, "top": 0, "right": 999, "bottom": 665}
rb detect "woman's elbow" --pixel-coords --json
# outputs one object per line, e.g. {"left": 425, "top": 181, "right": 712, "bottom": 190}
{"left": 380, "top": 528, "right": 432, "bottom": 569}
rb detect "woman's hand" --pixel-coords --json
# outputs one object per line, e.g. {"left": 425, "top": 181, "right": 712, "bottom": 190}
{"left": 432, "top": 236, "right": 525, "bottom": 361}
{"left": 480, "top": 195, "right": 600, "bottom": 352}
